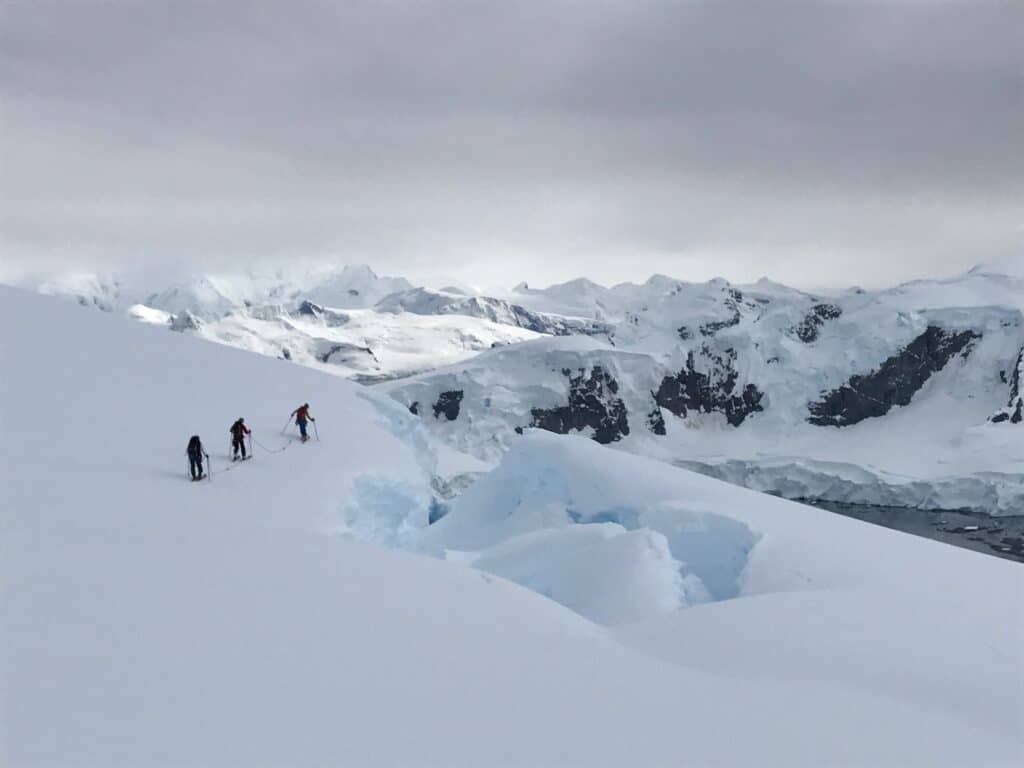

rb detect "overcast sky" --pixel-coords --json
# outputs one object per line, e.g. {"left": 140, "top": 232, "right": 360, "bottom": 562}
{"left": 2, "top": 0, "right": 1021, "bottom": 290}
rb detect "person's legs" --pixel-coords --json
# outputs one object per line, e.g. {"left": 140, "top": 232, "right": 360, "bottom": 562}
{"left": 241, "top": 436, "right": 247, "bottom": 459}
{"left": 232, "top": 436, "right": 241, "bottom": 458}
{"left": 298, "top": 420, "right": 308, "bottom": 440}
{"left": 189, "top": 454, "right": 201, "bottom": 479}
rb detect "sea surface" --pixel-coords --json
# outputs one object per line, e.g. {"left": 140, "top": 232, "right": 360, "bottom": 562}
{"left": 803, "top": 500, "right": 1024, "bottom": 564}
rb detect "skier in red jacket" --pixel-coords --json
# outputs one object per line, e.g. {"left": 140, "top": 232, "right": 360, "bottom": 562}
{"left": 291, "top": 403, "right": 315, "bottom": 442}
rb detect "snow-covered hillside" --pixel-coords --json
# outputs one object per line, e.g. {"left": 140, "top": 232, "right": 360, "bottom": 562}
{"left": 8, "top": 262, "right": 1024, "bottom": 512}
{"left": 2, "top": 286, "right": 1021, "bottom": 766}
{"left": 142, "top": 299, "right": 543, "bottom": 382}
{"left": 17, "top": 265, "right": 579, "bottom": 380}
{"left": 387, "top": 267, "right": 1024, "bottom": 513}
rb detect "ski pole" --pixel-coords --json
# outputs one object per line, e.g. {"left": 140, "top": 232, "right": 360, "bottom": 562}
{"left": 249, "top": 433, "right": 254, "bottom": 460}
{"left": 281, "top": 416, "right": 292, "bottom": 435}
{"left": 206, "top": 453, "right": 212, "bottom": 482}
{"left": 313, "top": 420, "right": 320, "bottom": 442}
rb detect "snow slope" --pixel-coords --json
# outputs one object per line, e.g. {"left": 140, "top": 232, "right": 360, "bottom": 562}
{"left": 2, "top": 286, "right": 1023, "bottom": 766}
{"left": 170, "top": 302, "right": 542, "bottom": 382}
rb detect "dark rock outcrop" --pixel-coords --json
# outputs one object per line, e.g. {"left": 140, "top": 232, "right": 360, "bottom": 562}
{"left": 808, "top": 326, "right": 981, "bottom": 427}
{"left": 991, "top": 346, "right": 1023, "bottom": 424}
{"left": 699, "top": 289, "right": 757, "bottom": 337}
{"left": 409, "top": 401, "right": 420, "bottom": 416}
{"left": 504, "top": 303, "right": 611, "bottom": 337}
{"left": 646, "top": 402, "right": 667, "bottom": 435}
{"left": 169, "top": 310, "right": 201, "bottom": 332}
{"left": 530, "top": 366, "right": 629, "bottom": 443}
{"left": 655, "top": 345, "right": 764, "bottom": 426}
{"left": 700, "top": 313, "right": 740, "bottom": 337}
{"left": 316, "top": 342, "right": 376, "bottom": 365}
{"left": 433, "top": 390, "right": 464, "bottom": 421}
{"left": 296, "top": 301, "right": 350, "bottom": 327}
{"left": 791, "top": 303, "right": 842, "bottom": 343}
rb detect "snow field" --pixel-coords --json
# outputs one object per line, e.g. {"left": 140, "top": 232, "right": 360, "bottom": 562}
{"left": 2, "top": 286, "right": 1022, "bottom": 766}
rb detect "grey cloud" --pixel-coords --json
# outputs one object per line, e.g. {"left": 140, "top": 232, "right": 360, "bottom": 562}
{"left": 1, "top": 1, "right": 1021, "bottom": 288}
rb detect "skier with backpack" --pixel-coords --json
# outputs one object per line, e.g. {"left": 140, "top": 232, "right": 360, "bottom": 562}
{"left": 230, "top": 418, "right": 251, "bottom": 460}
{"left": 186, "top": 435, "right": 208, "bottom": 481}
{"left": 291, "top": 403, "right": 315, "bottom": 442}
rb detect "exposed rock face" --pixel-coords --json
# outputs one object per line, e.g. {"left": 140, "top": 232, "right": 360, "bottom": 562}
{"left": 699, "top": 314, "right": 740, "bottom": 337}
{"left": 646, "top": 402, "right": 667, "bottom": 435}
{"left": 296, "top": 301, "right": 350, "bottom": 327}
{"left": 791, "top": 303, "right": 842, "bottom": 343}
{"left": 169, "top": 310, "right": 201, "bottom": 332}
{"left": 655, "top": 346, "right": 764, "bottom": 427}
{"left": 433, "top": 390, "right": 464, "bottom": 421}
{"left": 530, "top": 366, "right": 630, "bottom": 443}
{"left": 991, "top": 346, "right": 1023, "bottom": 424}
{"left": 316, "top": 342, "right": 376, "bottom": 365}
{"left": 408, "top": 401, "right": 420, "bottom": 416}
{"left": 808, "top": 326, "right": 981, "bottom": 427}
{"left": 490, "top": 301, "right": 610, "bottom": 337}
{"left": 698, "top": 289, "right": 759, "bottom": 337}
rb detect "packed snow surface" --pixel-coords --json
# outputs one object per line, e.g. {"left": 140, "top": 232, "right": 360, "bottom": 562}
{"left": 2, "top": 286, "right": 1022, "bottom": 766}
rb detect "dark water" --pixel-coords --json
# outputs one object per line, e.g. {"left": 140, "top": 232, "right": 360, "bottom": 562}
{"left": 801, "top": 500, "right": 1024, "bottom": 564}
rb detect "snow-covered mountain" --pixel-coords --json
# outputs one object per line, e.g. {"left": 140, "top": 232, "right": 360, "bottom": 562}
{"left": 299, "top": 264, "right": 415, "bottom": 309}
{"left": 162, "top": 299, "right": 543, "bottom": 382}
{"left": 8, "top": 262, "right": 1024, "bottom": 512}
{"left": 3, "top": 285, "right": 1021, "bottom": 766}
{"left": 384, "top": 267, "right": 1024, "bottom": 512}
{"left": 376, "top": 286, "right": 612, "bottom": 336}
{"left": 13, "top": 265, "right": 603, "bottom": 380}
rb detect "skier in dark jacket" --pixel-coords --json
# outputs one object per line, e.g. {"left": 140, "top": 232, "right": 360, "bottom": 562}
{"left": 230, "top": 418, "right": 251, "bottom": 460}
{"left": 186, "top": 435, "right": 207, "bottom": 480}
{"left": 291, "top": 403, "right": 315, "bottom": 442}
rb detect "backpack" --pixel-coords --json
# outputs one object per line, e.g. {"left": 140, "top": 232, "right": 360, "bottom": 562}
{"left": 188, "top": 435, "right": 201, "bottom": 453}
